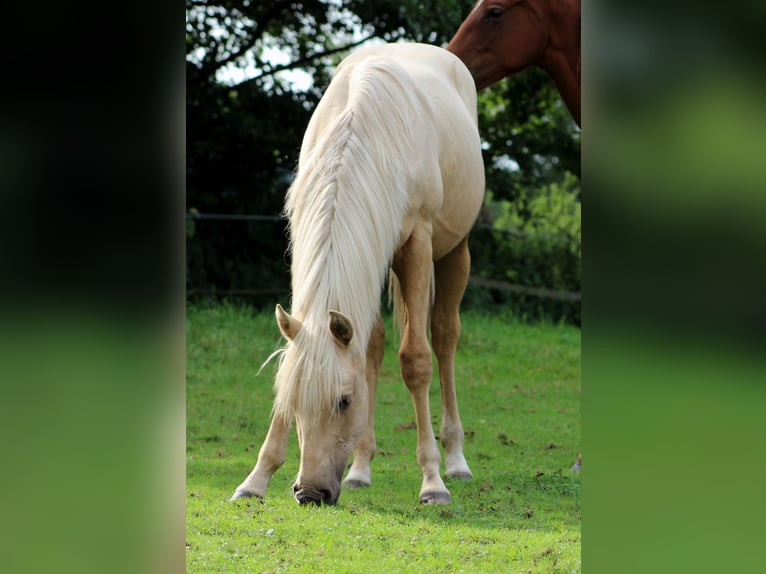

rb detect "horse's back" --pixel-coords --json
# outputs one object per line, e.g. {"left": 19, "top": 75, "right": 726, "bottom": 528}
{"left": 303, "top": 43, "right": 485, "bottom": 261}
{"left": 302, "top": 43, "right": 476, "bottom": 151}
{"left": 336, "top": 43, "right": 478, "bottom": 116}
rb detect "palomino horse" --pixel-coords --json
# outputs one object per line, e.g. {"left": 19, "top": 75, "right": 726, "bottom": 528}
{"left": 447, "top": 0, "right": 581, "bottom": 126}
{"left": 231, "top": 43, "right": 485, "bottom": 505}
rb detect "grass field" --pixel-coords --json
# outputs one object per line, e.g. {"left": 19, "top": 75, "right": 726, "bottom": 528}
{"left": 187, "top": 302, "right": 581, "bottom": 573}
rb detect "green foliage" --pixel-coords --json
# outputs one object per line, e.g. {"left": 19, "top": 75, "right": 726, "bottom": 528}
{"left": 479, "top": 70, "right": 581, "bottom": 196}
{"left": 347, "top": 0, "right": 468, "bottom": 44}
{"left": 467, "top": 71, "right": 581, "bottom": 322}
{"left": 186, "top": 1, "right": 581, "bottom": 321}
{"left": 469, "top": 173, "right": 581, "bottom": 324}
{"left": 496, "top": 177, "right": 580, "bottom": 287}
{"left": 187, "top": 303, "right": 581, "bottom": 572}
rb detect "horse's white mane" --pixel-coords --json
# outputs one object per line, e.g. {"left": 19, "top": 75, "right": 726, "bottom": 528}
{"left": 272, "top": 57, "right": 417, "bottom": 421}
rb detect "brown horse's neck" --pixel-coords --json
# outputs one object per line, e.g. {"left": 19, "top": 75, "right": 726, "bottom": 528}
{"left": 540, "top": 4, "right": 581, "bottom": 127}
{"left": 542, "top": 50, "right": 580, "bottom": 127}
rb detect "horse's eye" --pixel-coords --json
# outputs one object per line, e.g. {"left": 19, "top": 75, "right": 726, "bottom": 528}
{"left": 338, "top": 395, "right": 352, "bottom": 412}
{"left": 484, "top": 6, "right": 504, "bottom": 20}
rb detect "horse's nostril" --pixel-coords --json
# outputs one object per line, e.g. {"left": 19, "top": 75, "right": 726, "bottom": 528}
{"left": 295, "top": 492, "right": 321, "bottom": 506}
{"left": 321, "top": 489, "right": 337, "bottom": 505}
{"left": 293, "top": 483, "right": 322, "bottom": 505}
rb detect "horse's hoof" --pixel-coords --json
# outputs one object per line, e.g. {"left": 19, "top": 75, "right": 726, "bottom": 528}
{"left": 343, "top": 479, "right": 371, "bottom": 489}
{"left": 230, "top": 490, "right": 262, "bottom": 502}
{"left": 419, "top": 491, "right": 451, "bottom": 505}
{"left": 446, "top": 471, "right": 473, "bottom": 481}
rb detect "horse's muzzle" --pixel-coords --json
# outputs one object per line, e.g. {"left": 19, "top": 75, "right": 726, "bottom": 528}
{"left": 293, "top": 483, "right": 339, "bottom": 506}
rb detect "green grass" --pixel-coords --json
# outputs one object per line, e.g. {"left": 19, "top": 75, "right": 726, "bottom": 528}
{"left": 187, "top": 302, "right": 581, "bottom": 573}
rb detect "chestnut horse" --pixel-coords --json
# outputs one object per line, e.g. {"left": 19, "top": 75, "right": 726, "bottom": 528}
{"left": 231, "top": 43, "right": 484, "bottom": 505}
{"left": 447, "top": 0, "right": 581, "bottom": 126}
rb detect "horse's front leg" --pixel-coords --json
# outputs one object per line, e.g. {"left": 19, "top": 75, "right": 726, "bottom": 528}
{"left": 230, "top": 414, "right": 291, "bottom": 500}
{"left": 344, "top": 312, "right": 385, "bottom": 489}
{"left": 393, "top": 229, "right": 451, "bottom": 504}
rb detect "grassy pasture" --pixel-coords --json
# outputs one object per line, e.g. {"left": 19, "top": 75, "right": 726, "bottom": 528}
{"left": 187, "top": 302, "right": 581, "bottom": 572}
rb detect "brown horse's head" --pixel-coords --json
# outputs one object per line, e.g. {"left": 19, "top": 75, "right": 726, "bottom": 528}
{"left": 448, "top": 0, "right": 549, "bottom": 88}
{"left": 447, "top": 0, "right": 581, "bottom": 125}
{"left": 273, "top": 305, "right": 369, "bottom": 506}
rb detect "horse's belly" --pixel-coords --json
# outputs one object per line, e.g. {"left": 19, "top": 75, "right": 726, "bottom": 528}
{"left": 394, "top": 125, "right": 484, "bottom": 260}
{"left": 431, "top": 190, "right": 484, "bottom": 260}
{"left": 396, "top": 168, "right": 484, "bottom": 261}
{"left": 432, "top": 147, "right": 485, "bottom": 259}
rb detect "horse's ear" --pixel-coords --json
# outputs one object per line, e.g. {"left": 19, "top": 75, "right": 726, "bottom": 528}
{"left": 329, "top": 310, "right": 353, "bottom": 348}
{"left": 276, "top": 304, "right": 302, "bottom": 340}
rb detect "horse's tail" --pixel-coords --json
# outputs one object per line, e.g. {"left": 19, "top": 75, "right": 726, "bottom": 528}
{"left": 387, "top": 266, "right": 435, "bottom": 342}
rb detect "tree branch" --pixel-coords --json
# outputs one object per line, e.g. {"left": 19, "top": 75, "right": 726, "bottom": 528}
{"left": 205, "top": 38, "right": 254, "bottom": 75}
{"left": 195, "top": 1, "right": 292, "bottom": 79}
{"left": 233, "top": 31, "right": 395, "bottom": 88}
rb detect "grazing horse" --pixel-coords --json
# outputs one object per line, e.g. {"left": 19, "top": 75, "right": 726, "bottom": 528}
{"left": 231, "top": 43, "right": 485, "bottom": 505}
{"left": 447, "top": 0, "right": 581, "bottom": 126}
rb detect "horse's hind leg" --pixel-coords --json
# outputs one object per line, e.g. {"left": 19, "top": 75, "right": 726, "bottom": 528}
{"left": 393, "top": 229, "right": 451, "bottom": 504}
{"left": 432, "top": 236, "right": 473, "bottom": 480}
{"left": 230, "top": 414, "right": 291, "bottom": 500}
{"left": 344, "top": 312, "right": 385, "bottom": 489}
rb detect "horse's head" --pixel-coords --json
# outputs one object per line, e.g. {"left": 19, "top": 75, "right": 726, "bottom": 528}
{"left": 447, "top": 0, "right": 550, "bottom": 89}
{"left": 447, "top": 0, "right": 580, "bottom": 90}
{"left": 273, "top": 304, "right": 369, "bottom": 506}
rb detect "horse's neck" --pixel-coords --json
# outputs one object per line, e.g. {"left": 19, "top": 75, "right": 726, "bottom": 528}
{"left": 542, "top": 51, "right": 580, "bottom": 128}
{"left": 540, "top": 3, "right": 581, "bottom": 127}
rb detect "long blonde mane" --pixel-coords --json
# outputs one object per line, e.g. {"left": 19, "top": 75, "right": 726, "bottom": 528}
{"left": 272, "top": 58, "right": 418, "bottom": 421}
